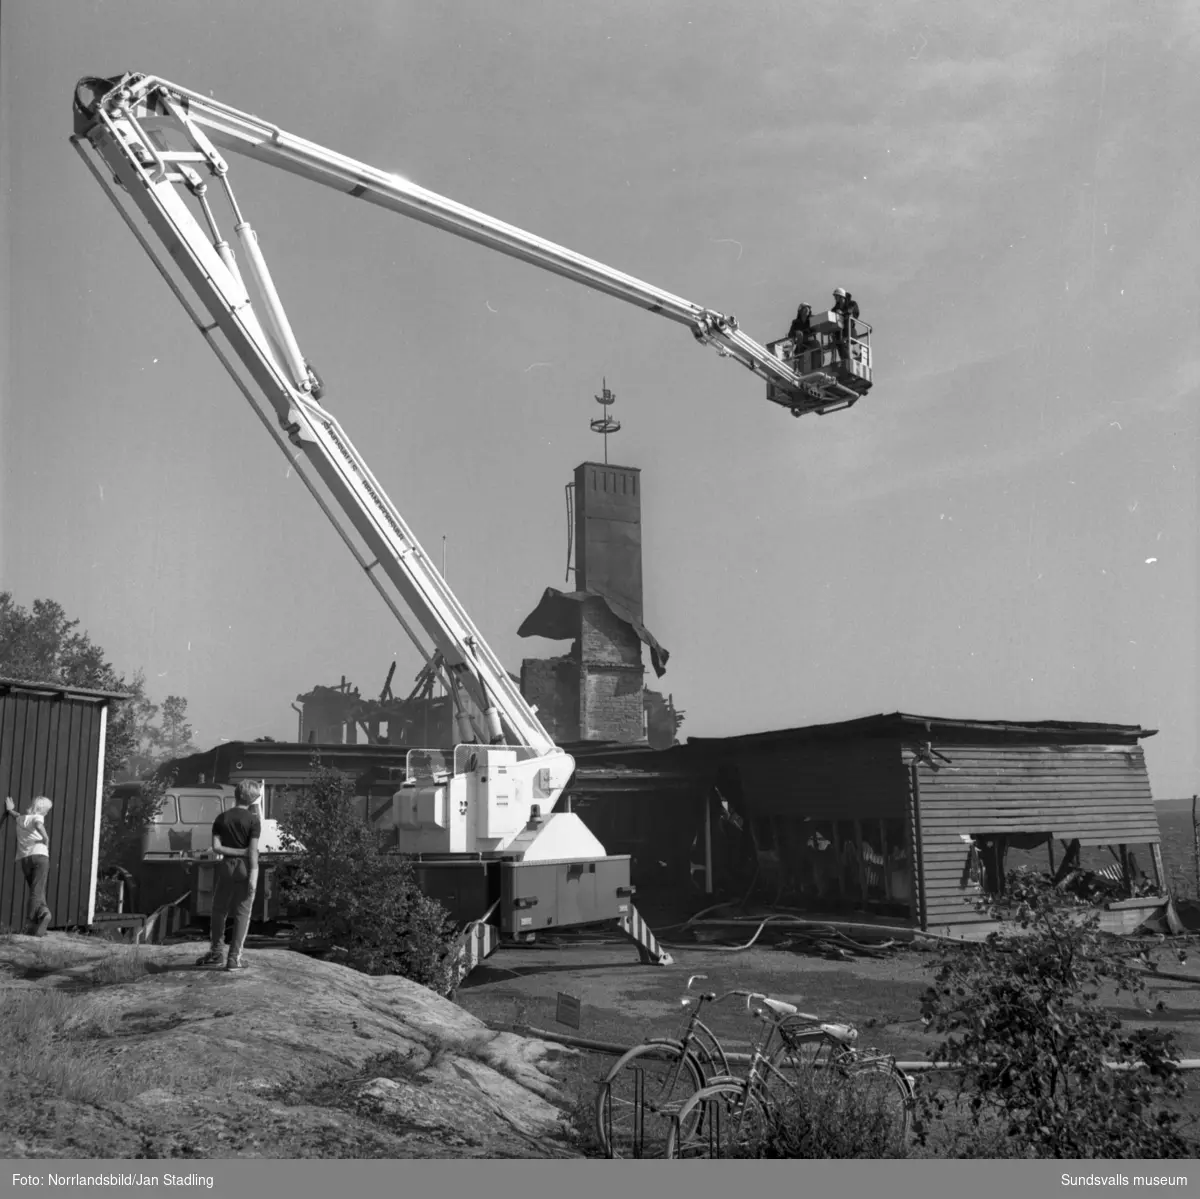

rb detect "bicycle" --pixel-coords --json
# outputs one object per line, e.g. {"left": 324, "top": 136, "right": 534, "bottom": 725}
{"left": 595, "top": 974, "right": 748, "bottom": 1158}
{"left": 664, "top": 993, "right": 915, "bottom": 1159}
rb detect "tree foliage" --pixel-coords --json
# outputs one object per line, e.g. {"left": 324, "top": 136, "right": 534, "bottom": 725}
{"left": 918, "top": 868, "right": 1195, "bottom": 1158}
{"left": 278, "top": 761, "right": 460, "bottom": 995}
{"left": 154, "top": 695, "right": 197, "bottom": 766}
{"left": 98, "top": 775, "right": 175, "bottom": 881}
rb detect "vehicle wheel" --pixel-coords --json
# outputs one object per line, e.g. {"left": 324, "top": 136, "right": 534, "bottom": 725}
{"left": 664, "top": 1081, "right": 769, "bottom": 1160}
{"left": 595, "top": 1040, "right": 704, "bottom": 1158}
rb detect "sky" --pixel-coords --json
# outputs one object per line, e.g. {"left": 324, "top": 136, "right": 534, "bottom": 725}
{"left": 1, "top": 1, "right": 1197, "bottom": 796}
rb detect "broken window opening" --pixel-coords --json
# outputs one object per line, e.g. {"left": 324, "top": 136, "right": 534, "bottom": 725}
{"left": 966, "top": 833, "right": 1162, "bottom": 900}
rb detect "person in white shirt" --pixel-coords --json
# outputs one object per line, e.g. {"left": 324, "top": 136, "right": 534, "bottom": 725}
{"left": 4, "top": 795, "right": 53, "bottom": 936}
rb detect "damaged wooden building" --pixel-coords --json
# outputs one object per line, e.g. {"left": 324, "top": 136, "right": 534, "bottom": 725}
{"left": 240, "top": 452, "right": 1165, "bottom": 939}
{"left": 567, "top": 713, "right": 1166, "bottom": 936}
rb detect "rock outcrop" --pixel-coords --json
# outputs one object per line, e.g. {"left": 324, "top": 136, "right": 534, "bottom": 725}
{"left": 0, "top": 934, "right": 580, "bottom": 1159}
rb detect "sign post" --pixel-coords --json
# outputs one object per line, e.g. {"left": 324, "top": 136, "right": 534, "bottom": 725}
{"left": 555, "top": 992, "right": 581, "bottom": 1030}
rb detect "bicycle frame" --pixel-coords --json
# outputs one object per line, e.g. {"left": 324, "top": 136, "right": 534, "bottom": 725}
{"left": 665, "top": 994, "right": 917, "bottom": 1158}
{"left": 672, "top": 976, "right": 753, "bottom": 1079}
{"left": 596, "top": 975, "right": 758, "bottom": 1156}
{"left": 626, "top": 977, "right": 748, "bottom": 1098}
{"left": 698, "top": 993, "right": 906, "bottom": 1143}
{"left": 705, "top": 1001, "right": 806, "bottom": 1098}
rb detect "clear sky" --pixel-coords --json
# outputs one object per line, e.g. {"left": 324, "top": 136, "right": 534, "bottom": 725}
{"left": 1, "top": 2, "right": 1196, "bottom": 795}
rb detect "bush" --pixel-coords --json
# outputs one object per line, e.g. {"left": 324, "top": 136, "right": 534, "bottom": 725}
{"left": 752, "top": 1056, "right": 912, "bottom": 1158}
{"left": 347, "top": 856, "right": 461, "bottom": 992}
{"left": 278, "top": 761, "right": 460, "bottom": 996}
{"left": 918, "top": 868, "right": 1196, "bottom": 1159}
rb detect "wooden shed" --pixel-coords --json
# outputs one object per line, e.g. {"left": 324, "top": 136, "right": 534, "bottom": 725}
{"left": 689, "top": 713, "right": 1163, "bottom": 934}
{"left": 0, "top": 676, "right": 127, "bottom": 931}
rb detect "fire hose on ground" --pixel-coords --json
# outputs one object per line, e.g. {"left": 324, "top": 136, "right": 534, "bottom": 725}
{"left": 495, "top": 1023, "right": 1200, "bottom": 1072}
{"left": 654, "top": 904, "right": 910, "bottom": 955}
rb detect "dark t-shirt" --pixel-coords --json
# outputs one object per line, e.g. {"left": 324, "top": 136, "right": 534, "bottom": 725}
{"left": 212, "top": 806, "right": 262, "bottom": 850}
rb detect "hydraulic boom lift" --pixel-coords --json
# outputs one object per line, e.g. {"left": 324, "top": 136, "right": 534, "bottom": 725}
{"left": 71, "top": 72, "right": 875, "bottom": 977}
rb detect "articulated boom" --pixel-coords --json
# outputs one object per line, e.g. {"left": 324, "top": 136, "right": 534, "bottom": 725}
{"left": 71, "top": 73, "right": 568, "bottom": 808}
{"left": 74, "top": 73, "right": 871, "bottom": 416}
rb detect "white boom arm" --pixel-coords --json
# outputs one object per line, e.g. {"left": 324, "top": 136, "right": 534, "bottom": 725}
{"left": 75, "top": 73, "right": 870, "bottom": 416}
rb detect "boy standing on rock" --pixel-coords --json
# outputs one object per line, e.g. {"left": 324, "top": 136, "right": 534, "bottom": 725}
{"left": 196, "top": 781, "right": 261, "bottom": 971}
{"left": 4, "top": 795, "right": 54, "bottom": 936}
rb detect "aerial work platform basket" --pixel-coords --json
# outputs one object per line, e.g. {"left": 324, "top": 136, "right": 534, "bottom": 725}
{"left": 766, "top": 308, "right": 873, "bottom": 415}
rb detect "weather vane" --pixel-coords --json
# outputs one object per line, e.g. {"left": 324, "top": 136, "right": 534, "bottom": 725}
{"left": 590, "top": 377, "right": 620, "bottom": 464}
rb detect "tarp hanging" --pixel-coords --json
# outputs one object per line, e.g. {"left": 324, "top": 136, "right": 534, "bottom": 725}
{"left": 517, "top": 586, "right": 669, "bottom": 677}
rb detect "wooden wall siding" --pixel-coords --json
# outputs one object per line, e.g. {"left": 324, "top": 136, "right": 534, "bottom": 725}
{"left": 906, "top": 760, "right": 928, "bottom": 929}
{"left": 735, "top": 740, "right": 906, "bottom": 820}
{"left": 913, "top": 743, "right": 1159, "bottom": 928}
{"left": 0, "top": 692, "right": 103, "bottom": 930}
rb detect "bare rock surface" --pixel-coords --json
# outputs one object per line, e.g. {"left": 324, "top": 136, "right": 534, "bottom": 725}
{"left": 0, "top": 934, "right": 580, "bottom": 1159}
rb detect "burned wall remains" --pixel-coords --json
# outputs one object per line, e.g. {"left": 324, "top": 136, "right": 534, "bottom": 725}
{"left": 520, "top": 654, "right": 580, "bottom": 743}
{"left": 579, "top": 595, "right": 644, "bottom": 742}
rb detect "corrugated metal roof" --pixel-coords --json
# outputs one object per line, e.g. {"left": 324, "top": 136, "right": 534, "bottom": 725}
{"left": 685, "top": 711, "right": 1156, "bottom": 749}
{"left": 0, "top": 676, "right": 131, "bottom": 703}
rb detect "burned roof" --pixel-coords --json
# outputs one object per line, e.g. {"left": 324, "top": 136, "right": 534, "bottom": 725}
{"left": 684, "top": 711, "right": 1157, "bottom": 750}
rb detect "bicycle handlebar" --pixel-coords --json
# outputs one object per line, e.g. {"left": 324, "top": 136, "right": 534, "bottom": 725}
{"left": 680, "top": 982, "right": 759, "bottom": 1006}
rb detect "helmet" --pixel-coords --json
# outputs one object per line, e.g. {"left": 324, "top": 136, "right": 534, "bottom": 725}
{"left": 832, "top": 287, "right": 847, "bottom": 298}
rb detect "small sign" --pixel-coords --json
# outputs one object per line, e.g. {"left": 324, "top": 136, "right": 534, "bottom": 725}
{"left": 555, "top": 991, "right": 581, "bottom": 1030}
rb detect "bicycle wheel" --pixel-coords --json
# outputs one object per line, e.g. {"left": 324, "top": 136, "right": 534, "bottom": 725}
{"left": 665, "top": 1081, "right": 770, "bottom": 1160}
{"left": 595, "top": 1040, "right": 705, "bottom": 1158}
{"left": 838, "top": 1057, "right": 914, "bottom": 1152}
{"left": 764, "top": 1028, "right": 843, "bottom": 1106}
{"left": 763, "top": 1041, "right": 913, "bottom": 1157}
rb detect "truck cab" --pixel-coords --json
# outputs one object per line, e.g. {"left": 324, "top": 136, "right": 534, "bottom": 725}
{"left": 106, "top": 782, "right": 288, "bottom": 860}
{"left": 142, "top": 785, "right": 237, "bottom": 858}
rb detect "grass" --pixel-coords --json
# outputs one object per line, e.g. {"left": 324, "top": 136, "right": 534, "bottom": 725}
{"left": 0, "top": 985, "right": 152, "bottom": 1105}
{"left": 23, "top": 944, "right": 77, "bottom": 975}
{"left": 88, "top": 945, "right": 153, "bottom": 986}
{"left": 0, "top": 980, "right": 241, "bottom": 1109}
{"left": 18, "top": 941, "right": 155, "bottom": 986}
{"left": 558, "top": 1052, "right": 610, "bottom": 1157}
{"left": 0, "top": 942, "right": 229, "bottom": 1113}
